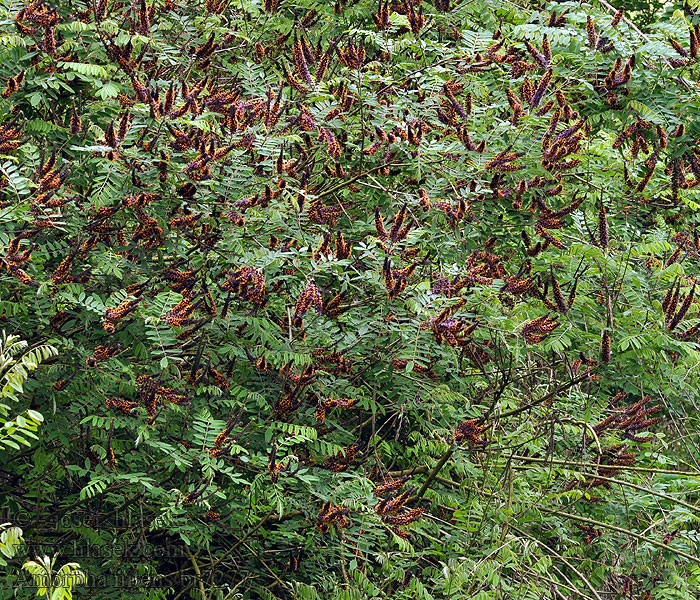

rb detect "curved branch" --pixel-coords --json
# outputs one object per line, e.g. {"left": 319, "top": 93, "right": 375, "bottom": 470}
{"left": 540, "top": 507, "right": 700, "bottom": 565}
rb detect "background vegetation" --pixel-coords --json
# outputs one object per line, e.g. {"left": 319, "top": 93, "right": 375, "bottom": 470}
{"left": 3, "top": 0, "right": 700, "bottom": 598}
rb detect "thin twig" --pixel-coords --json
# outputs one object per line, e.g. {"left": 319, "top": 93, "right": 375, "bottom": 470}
{"left": 183, "top": 544, "right": 207, "bottom": 600}
{"left": 510, "top": 524, "right": 603, "bottom": 600}
{"left": 508, "top": 454, "right": 700, "bottom": 476}
{"left": 314, "top": 163, "right": 395, "bottom": 201}
{"left": 540, "top": 507, "right": 700, "bottom": 565}
{"left": 339, "top": 535, "right": 350, "bottom": 588}
{"left": 413, "top": 447, "right": 455, "bottom": 502}
{"left": 240, "top": 541, "right": 295, "bottom": 595}
{"left": 489, "top": 371, "right": 593, "bottom": 420}
{"left": 507, "top": 463, "right": 700, "bottom": 514}
{"left": 199, "top": 509, "right": 277, "bottom": 572}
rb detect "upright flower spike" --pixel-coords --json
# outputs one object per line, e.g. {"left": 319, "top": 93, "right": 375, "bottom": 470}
{"left": 601, "top": 329, "right": 612, "bottom": 363}
{"left": 598, "top": 204, "right": 609, "bottom": 250}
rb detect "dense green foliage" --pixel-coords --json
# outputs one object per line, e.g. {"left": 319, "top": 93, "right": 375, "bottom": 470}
{"left": 4, "top": 0, "right": 700, "bottom": 598}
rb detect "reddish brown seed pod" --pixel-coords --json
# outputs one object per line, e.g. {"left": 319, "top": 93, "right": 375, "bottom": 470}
{"left": 169, "top": 212, "right": 202, "bottom": 230}
{"left": 407, "top": 4, "right": 425, "bottom": 35}
{"left": 43, "top": 26, "right": 56, "bottom": 55}
{"left": 386, "top": 525, "right": 410, "bottom": 540}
